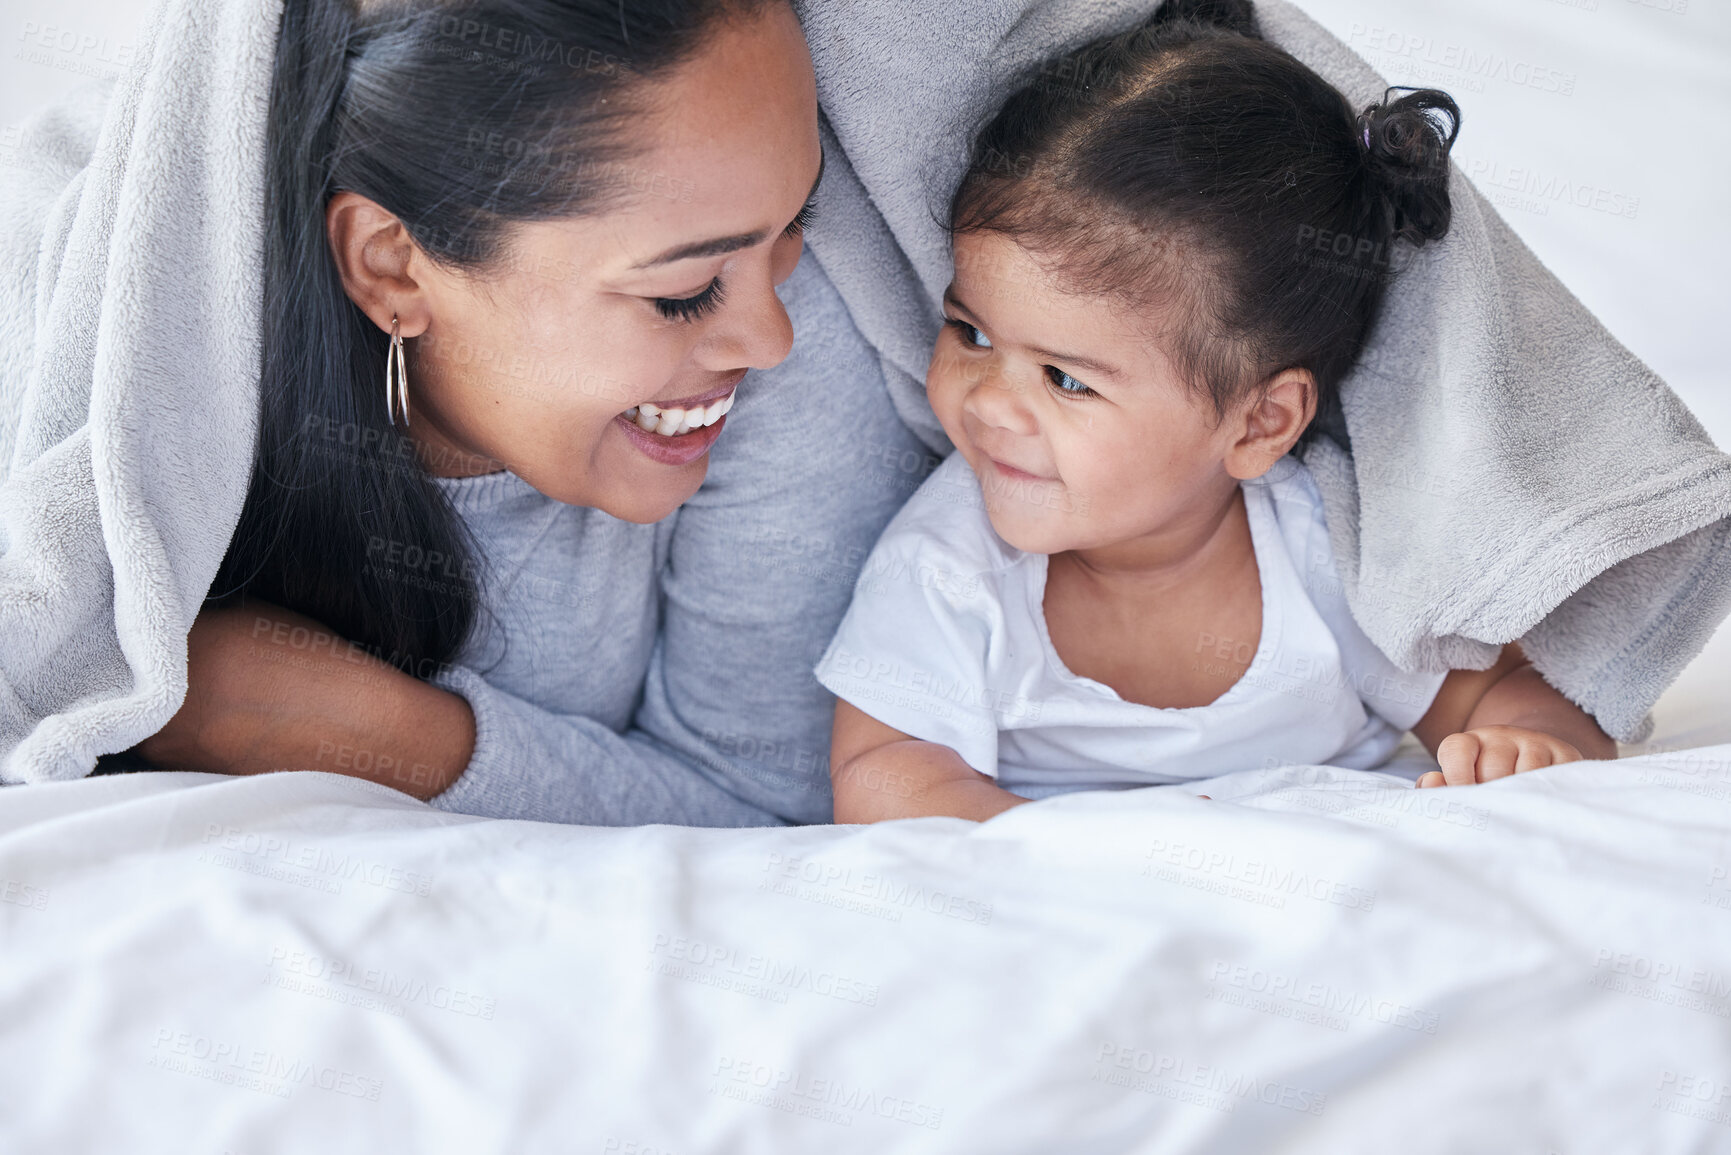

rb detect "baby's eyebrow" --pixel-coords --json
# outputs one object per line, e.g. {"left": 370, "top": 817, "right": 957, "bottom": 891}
{"left": 945, "top": 286, "right": 1123, "bottom": 379}
{"left": 1025, "top": 342, "right": 1121, "bottom": 379}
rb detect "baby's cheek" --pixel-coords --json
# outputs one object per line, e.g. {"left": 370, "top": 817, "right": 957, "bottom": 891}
{"left": 923, "top": 353, "right": 972, "bottom": 441}
{"left": 1044, "top": 429, "right": 1103, "bottom": 513}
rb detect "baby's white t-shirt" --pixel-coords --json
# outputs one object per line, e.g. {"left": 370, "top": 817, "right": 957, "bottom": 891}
{"left": 815, "top": 453, "right": 1446, "bottom": 799}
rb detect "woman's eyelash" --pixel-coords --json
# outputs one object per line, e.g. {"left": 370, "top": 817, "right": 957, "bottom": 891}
{"left": 653, "top": 199, "right": 811, "bottom": 323}
{"left": 655, "top": 201, "right": 812, "bottom": 322}
{"left": 1045, "top": 364, "right": 1096, "bottom": 398}
{"left": 783, "top": 199, "right": 819, "bottom": 238}
{"left": 653, "top": 278, "right": 725, "bottom": 322}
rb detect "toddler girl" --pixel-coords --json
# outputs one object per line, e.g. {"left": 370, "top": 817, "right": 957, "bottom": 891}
{"left": 817, "top": 0, "right": 1614, "bottom": 822}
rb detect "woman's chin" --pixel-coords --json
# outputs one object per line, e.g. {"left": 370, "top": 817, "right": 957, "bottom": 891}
{"left": 582, "top": 463, "right": 708, "bottom": 524}
{"left": 605, "top": 490, "right": 701, "bottom": 525}
{"left": 521, "top": 420, "right": 719, "bottom": 521}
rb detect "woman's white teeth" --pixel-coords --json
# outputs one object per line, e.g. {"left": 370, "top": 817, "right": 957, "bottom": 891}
{"left": 623, "top": 391, "right": 734, "bottom": 437}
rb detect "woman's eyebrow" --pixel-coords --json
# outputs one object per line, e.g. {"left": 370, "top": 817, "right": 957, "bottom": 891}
{"left": 630, "top": 149, "right": 826, "bottom": 270}
{"left": 633, "top": 229, "right": 763, "bottom": 269}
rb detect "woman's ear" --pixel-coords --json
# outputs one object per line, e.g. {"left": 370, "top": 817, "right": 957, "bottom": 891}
{"left": 1223, "top": 367, "right": 1317, "bottom": 480}
{"left": 325, "top": 191, "right": 433, "bottom": 338}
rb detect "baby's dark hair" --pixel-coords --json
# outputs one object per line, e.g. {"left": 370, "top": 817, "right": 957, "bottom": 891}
{"left": 950, "top": 0, "right": 1459, "bottom": 436}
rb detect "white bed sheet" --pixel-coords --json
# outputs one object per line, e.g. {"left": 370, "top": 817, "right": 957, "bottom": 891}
{"left": 3, "top": 742, "right": 1730, "bottom": 1153}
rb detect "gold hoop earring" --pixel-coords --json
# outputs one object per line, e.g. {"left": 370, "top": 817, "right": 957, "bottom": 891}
{"left": 385, "top": 314, "right": 411, "bottom": 427}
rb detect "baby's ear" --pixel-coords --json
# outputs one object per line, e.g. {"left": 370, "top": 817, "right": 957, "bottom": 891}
{"left": 1224, "top": 367, "right": 1316, "bottom": 479}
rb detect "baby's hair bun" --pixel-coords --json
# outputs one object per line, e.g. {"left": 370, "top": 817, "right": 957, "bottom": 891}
{"left": 1149, "top": 0, "right": 1260, "bottom": 36}
{"left": 1358, "top": 88, "right": 1461, "bottom": 246}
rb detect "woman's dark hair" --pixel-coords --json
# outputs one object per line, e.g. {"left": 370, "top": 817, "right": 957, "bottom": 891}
{"left": 950, "top": 0, "right": 1459, "bottom": 440}
{"left": 212, "top": 0, "right": 770, "bottom": 676}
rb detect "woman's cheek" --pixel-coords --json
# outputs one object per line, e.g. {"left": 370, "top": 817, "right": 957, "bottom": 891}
{"left": 770, "top": 231, "right": 804, "bottom": 285}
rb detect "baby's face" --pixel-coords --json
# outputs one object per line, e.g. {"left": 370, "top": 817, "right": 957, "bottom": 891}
{"left": 927, "top": 231, "right": 1246, "bottom": 556}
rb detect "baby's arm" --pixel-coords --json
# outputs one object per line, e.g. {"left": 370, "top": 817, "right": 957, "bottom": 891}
{"left": 830, "top": 701, "right": 1029, "bottom": 823}
{"left": 1409, "top": 643, "right": 1616, "bottom": 788}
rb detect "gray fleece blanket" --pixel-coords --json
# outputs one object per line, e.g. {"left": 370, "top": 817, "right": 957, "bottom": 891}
{"left": 798, "top": 0, "right": 1731, "bottom": 744}
{"left": 0, "top": 0, "right": 275, "bottom": 784}
{"left": 0, "top": 0, "right": 1723, "bottom": 786}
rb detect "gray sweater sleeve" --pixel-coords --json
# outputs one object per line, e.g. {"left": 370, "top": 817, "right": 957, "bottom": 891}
{"left": 426, "top": 252, "right": 931, "bottom": 826}
{"left": 630, "top": 250, "right": 934, "bottom": 823}
{"left": 427, "top": 666, "right": 779, "bottom": 827}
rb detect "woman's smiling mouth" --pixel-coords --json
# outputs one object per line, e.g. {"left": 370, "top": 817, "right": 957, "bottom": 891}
{"left": 623, "top": 389, "right": 735, "bottom": 436}
{"left": 615, "top": 377, "right": 742, "bottom": 465}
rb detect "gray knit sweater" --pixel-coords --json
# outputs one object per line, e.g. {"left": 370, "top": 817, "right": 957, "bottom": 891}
{"left": 426, "top": 251, "right": 930, "bottom": 826}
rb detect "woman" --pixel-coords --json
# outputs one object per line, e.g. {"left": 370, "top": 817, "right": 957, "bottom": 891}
{"left": 134, "top": 0, "right": 930, "bottom": 825}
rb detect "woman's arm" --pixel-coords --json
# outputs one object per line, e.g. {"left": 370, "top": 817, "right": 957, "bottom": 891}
{"left": 141, "top": 602, "right": 779, "bottom": 825}
{"left": 830, "top": 700, "right": 1026, "bottom": 823}
{"left": 137, "top": 603, "right": 473, "bottom": 800}
{"left": 1409, "top": 643, "right": 1616, "bottom": 788}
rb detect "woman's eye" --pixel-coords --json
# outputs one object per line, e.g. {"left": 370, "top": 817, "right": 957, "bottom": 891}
{"left": 783, "top": 198, "right": 819, "bottom": 238}
{"left": 1045, "top": 365, "right": 1095, "bottom": 397}
{"left": 946, "top": 319, "right": 991, "bottom": 349}
{"left": 653, "top": 278, "right": 725, "bottom": 322}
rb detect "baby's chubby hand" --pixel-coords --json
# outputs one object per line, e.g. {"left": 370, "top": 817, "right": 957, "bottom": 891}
{"left": 1415, "top": 724, "right": 1585, "bottom": 788}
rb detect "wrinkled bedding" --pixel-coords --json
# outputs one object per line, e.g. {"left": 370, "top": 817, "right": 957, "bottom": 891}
{"left": 2, "top": 734, "right": 1729, "bottom": 1153}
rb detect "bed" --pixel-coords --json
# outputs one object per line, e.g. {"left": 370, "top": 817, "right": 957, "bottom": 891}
{"left": 2, "top": 658, "right": 1729, "bottom": 1152}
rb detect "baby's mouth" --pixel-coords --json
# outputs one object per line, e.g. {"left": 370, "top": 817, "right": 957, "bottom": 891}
{"left": 622, "top": 389, "right": 736, "bottom": 437}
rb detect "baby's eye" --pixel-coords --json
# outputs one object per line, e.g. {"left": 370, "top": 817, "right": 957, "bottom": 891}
{"left": 1045, "top": 365, "right": 1095, "bottom": 397}
{"left": 947, "top": 318, "right": 992, "bottom": 349}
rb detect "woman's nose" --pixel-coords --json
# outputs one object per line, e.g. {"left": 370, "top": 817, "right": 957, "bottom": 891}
{"left": 702, "top": 265, "right": 795, "bottom": 372}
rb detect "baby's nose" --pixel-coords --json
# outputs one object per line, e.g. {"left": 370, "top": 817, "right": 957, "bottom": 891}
{"left": 965, "top": 367, "right": 1040, "bottom": 436}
